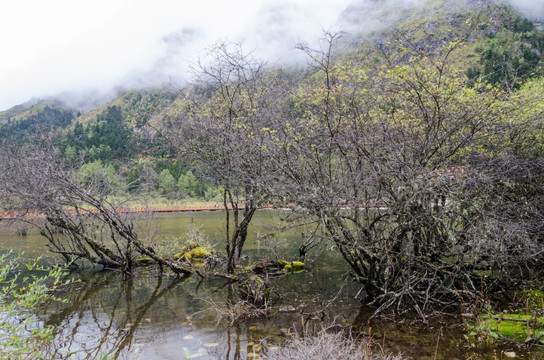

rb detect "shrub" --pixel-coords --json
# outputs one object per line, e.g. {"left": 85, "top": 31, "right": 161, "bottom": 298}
{"left": 0, "top": 253, "right": 73, "bottom": 360}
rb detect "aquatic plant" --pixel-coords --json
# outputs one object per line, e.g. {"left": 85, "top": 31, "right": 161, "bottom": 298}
{"left": 0, "top": 252, "right": 74, "bottom": 360}
{"left": 202, "top": 298, "right": 269, "bottom": 325}
{"left": 265, "top": 329, "right": 405, "bottom": 360}
{"left": 238, "top": 275, "right": 271, "bottom": 308}
{"left": 463, "top": 290, "right": 544, "bottom": 347}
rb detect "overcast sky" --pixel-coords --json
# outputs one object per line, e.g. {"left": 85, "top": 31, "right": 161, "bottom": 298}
{"left": 0, "top": 0, "right": 542, "bottom": 112}
{"left": 0, "top": 0, "right": 357, "bottom": 111}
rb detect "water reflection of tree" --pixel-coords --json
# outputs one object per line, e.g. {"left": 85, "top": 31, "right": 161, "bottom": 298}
{"left": 42, "top": 272, "right": 186, "bottom": 359}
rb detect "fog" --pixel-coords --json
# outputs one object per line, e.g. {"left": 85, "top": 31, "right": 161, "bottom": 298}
{"left": 0, "top": 0, "right": 352, "bottom": 111}
{"left": 0, "top": 0, "right": 542, "bottom": 112}
{"left": 502, "top": 0, "right": 544, "bottom": 18}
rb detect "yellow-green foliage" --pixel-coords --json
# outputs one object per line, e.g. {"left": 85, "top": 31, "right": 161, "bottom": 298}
{"left": 174, "top": 246, "right": 213, "bottom": 262}
{"left": 522, "top": 290, "right": 544, "bottom": 299}
{"left": 173, "top": 252, "right": 191, "bottom": 261}
{"left": 173, "top": 241, "right": 199, "bottom": 260}
{"left": 0, "top": 99, "right": 69, "bottom": 124}
{"left": 467, "top": 288, "right": 544, "bottom": 346}
{"left": 481, "top": 314, "right": 544, "bottom": 342}
{"left": 188, "top": 246, "right": 212, "bottom": 258}
{"left": 0, "top": 253, "right": 75, "bottom": 359}
{"left": 277, "top": 260, "right": 290, "bottom": 268}
{"left": 71, "top": 88, "right": 175, "bottom": 128}
{"left": 292, "top": 40, "right": 517, "bottom": 169}
{"left": 181, "top": 241, "right": 199, "bottom": 254}
{"left": 278, "top": 260, "right": 305, "bottom": 272}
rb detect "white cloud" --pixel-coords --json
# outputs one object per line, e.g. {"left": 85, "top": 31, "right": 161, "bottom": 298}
{"left": 501, "top": 0, "right": 544, "bottom": 19}
{"left": 0, "top": 0, "right": 352, "bottom": 110}
{"left": 4, "top": 0, "right": 541, "bottom": 111}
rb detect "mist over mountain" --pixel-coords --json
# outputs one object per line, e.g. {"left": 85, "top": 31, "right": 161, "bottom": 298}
{"left": 0, "top": 0, "right": 542, "bottom": 113}
{"left": 502, "top": 0, "right": 544, "bottom": 19}
{"left": 0, "top": 0, "right": 351, "bottom": 112}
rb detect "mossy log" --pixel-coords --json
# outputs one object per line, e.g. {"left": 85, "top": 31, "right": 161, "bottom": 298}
{"left": 174, "top": 246, "right": 214, "bottom": 262}
{"left": 246, "top": 260, "right": 278, "bottom": 273}
{"left": 278, "top": 260, "right": 306, "bottom": 272}
{"left": 135, "top": 257, "right": 155, "bottom": 266}
{"left": 241, "top": 259, "right": 306, "bottom": 276}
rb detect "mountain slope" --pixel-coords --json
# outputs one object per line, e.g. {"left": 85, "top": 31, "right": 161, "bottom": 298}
{"left": 0, "top": 99, "right": 77, "bottom": 139}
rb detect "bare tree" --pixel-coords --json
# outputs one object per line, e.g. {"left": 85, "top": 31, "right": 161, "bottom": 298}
{"left": 162, "top": 42, "right": 288, "bottom": 273}
{"left": 0, "top": 139, "right": 192, "bottom": 276}
{"left": 268, "top": 31, "right": 544, "bottom": 316}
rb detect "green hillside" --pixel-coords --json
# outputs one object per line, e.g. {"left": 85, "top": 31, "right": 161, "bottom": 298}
{"left": 0, "top": 99, "right": 76, "bottom": 139}
{"left": 2, "top": 0, "right": 543, "bottom": 202}
{"left": 57, "top": 88, "right": 177, "bottom": 160}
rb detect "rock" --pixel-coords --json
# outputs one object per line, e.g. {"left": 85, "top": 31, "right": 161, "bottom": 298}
{"left": 504, "top": 351, "right": 516, "bottom": 358}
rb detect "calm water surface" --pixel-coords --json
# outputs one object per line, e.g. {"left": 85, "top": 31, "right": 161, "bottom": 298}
{"left": 1, "top": 211, "right": 542, "bottom": 359}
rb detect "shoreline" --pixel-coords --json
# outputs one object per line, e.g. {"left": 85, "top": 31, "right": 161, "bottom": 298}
{"left": 0, "top": 204, "right": 277, "bottom": 220}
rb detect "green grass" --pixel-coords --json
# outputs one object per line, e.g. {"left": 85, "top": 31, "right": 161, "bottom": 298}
{"left": 118, "top": 197, "right": 221, "bottom": 209}
{"left": 481, "top": 314, "right": 544, "bottom": 342}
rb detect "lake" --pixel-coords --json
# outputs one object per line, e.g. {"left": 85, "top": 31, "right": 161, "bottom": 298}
{"left": 1, "top": 211, "right": 541, "bottom": 359}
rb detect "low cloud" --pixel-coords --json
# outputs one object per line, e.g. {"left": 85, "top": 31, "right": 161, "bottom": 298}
{"left": 501, "top": 0, "right": 544, "bottom": 20}
{"left": 1, "top": 0, "right": 543, "bottom": 112}
{"left": 0, "top": 0, "right": 352, "bottom": 111}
